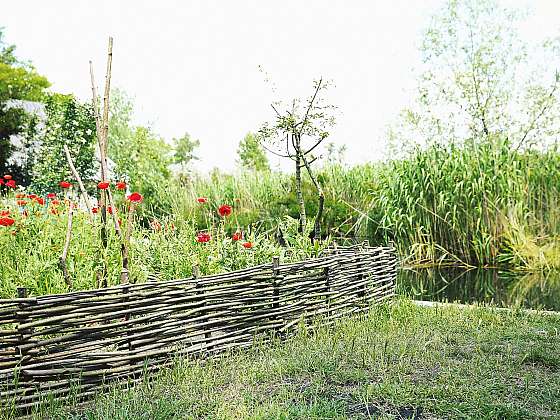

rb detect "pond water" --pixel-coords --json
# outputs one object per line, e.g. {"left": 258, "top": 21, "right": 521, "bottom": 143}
{"left": 396, "top": 267, "right": 560, "bottom": 312}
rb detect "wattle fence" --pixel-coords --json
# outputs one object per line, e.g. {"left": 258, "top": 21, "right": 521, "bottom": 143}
{"left": 0, "top": 245, "right": 397, "bottom": 411}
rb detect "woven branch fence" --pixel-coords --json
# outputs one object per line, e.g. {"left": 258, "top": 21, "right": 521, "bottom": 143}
{"left": 0, "top": 245, "right": 396, "bottom": 411}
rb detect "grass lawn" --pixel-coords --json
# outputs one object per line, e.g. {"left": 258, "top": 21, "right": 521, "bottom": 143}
{"left": 19, "top": 299, "right": 560, "bottom": 419}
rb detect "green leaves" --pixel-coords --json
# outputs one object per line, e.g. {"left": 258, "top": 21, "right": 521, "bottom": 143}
{"left": 237, "top": 132, "right": 269, "bottom": 172}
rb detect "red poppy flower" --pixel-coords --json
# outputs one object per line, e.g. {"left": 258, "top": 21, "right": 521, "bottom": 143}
{"left": 116, "top": 181, "right": 127, "bottom": 190}
{"left": 51, "top": 199, "right": 61, "bottom": 206}
{"left": 97, "top": 181, "right": 110, "bottom": 190}
{"left": 3, "top": 174, "right": 12, "bottom": 180}
{"left": 59, "top": 181, "right": 72, "bottom": 188}
{"left": 27, "top": 194, "right": 37, "bottom": 199}
{"left": 0, "top": 210, "right": 10, "bottom": 216}
{"left": 0, "top": 217, "right": 15, "bottom": 227}
{"left": 127, "top": 192, "right": 143, "bottom": 204}
{"left": 108, "top": 206, "right": 115, "bottom": 215}
{"left": 50, "top": 208, "right": 59, "bottom": 215}
{"left": 218, "top": 204, "right": 232, "bottom": 217}
{"left": 6, "top": 180, "right": 16, "bottom": 188}
{"left": 15, "top": 193, "right": 25, "bottom": 199}
{"left": 196, "top": 232, "right": 211, "bottom": 243}
{"left": 197, "top": 197, "right": 208, "bottom": 203}
{"left": 0, "top": 179, "right": 4, "bottom": 185}
{"left": 242, "top": 241, "right": 253, "bottom": 249}
{"left": 47, "top": 193, "right": 57, "bottom": 199}
{"left": 232, "top": 231, "right": 242, "bottom": 241}
{"left": 92, "top": 206, "right": 99, "bottom": 214}
{"left": 34, "top": 197, "right": 45, "bottom": 206}
{"left": 16, "top": 200, "right": 27, "bottom": 206}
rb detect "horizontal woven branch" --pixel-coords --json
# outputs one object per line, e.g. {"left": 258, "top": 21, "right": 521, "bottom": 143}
{"left": 0, "top": 245, "right": 397, "bottom": 411}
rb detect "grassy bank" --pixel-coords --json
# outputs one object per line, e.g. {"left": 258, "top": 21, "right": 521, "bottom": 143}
{"left": 23, "top": 300, "right": 560, "bottom": 419}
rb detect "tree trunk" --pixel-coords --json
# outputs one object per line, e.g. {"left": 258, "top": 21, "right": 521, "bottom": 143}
{"left": 294, "top": 151, "right": 306, "bottom": 233}
{"left": 301, "top": 153, "right": 323, "bottom": 242}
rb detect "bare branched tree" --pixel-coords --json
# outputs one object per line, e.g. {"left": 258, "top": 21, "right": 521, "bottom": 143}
{"left": 258, "top": 78, "right": 336, "bottom": 241}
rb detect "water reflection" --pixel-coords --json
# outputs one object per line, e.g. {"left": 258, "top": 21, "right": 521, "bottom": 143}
{"left": 397, "top": 267, "right": 560, "bottom": 311}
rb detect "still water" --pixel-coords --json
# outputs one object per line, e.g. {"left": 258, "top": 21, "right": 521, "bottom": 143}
{"left": 397, "top": 267, "right": 560, "bottom": 311}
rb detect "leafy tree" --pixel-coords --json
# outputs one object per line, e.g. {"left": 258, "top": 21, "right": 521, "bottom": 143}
{"left": 0, "top": 28, "right": 50, "bottom": 183}
{"left": 259, "top": 78, "right": 336, "bottom": 239}
{"left": 237, "top": 132, "right": 270, "bottom": 172}
{"left": 325, "top": 142, "right": 347, "bottom": 165}
{"left": 108, "top": 89, "right": 172, "bottom": 212}
{"left": 29, "top": 94, "right": 97, "bottom": 193}
{"left": 389, "top": 0, "right": 560, "bottom": 154}
{"left": 172, "top": 132, "right": 199, "bottom": 176}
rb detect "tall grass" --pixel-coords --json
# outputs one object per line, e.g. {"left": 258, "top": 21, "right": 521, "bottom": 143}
{"left": 372, "top": 138, "right": 560, "bottom": 267}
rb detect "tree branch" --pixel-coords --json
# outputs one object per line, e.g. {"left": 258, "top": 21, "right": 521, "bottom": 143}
{"left": 63, "top": 144, "right": 93, "bottom": 218}
{"left": 515, "top": 74, "right": 559, "bottom": 151}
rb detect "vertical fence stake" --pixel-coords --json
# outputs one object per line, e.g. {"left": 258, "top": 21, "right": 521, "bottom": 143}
{"left": 194, "top": 265, "right": 211, "bottom": 351}
{"left": 16, "top": 287, "right": 31, "bottom": 394}
{"left": 324, "top": 267, "right": 331, "bottom": 319}
{"left": 121, "top": 270, "right": 133, "bottom": 358}
{"left": 271, "top": 256, "right": 280, "bottom": 334}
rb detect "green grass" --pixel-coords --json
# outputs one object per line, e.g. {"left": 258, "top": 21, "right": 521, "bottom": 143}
{"left": 26, "top": 299, "right": 560, "bottom": 419}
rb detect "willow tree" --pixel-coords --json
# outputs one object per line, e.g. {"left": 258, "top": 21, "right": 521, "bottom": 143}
{"left": 389, "top": 0, "right": 560, "bottom": 155}
{"left": 258, "top": 78, "right": 336, "bottom": 240}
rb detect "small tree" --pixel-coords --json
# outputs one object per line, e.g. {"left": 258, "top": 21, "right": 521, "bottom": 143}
{"left": 237, "top": 132, "right": 269, "bottom": 172}
{"left": 173, "top": 132, "right": 200, "bottom": 176}
{"left": 259, "top": 77, "right": 336, "bottom": 240}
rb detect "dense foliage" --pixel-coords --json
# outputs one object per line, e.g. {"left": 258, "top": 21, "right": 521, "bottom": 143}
{"left": 0, "top": 28, "right": 50, "bottom": 184}
{"left": 28, "top": 93, "right": 97, "bottom": 193}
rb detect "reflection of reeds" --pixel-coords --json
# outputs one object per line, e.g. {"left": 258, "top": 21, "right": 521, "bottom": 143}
{"left": 398, "top": 268, "right": 560, "bottom": 311}
{"left": 508, "top": 271, "right": 560, "bottom": 310}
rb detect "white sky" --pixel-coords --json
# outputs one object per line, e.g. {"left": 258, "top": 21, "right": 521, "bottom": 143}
{"left": 2, "top": 1, "right": 559, "bottom": 172}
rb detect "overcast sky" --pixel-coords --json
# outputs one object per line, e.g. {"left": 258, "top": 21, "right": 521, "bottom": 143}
{"left": 2, "top": 1, "right": 559, "bottom": 171}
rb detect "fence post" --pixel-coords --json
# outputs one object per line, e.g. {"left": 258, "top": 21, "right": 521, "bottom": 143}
{"left": 272, "top": 256, "right": 280, "bottom": 311}
{"left": 324, "top": 266, "right": 331, "bottom": 319}
{"left": 194, "top": 264, "right": 211, "bottom": 351}
{"left": 16, "top": 287, "right": 32, "bottom": 392}
{"left": 121, "top": 270, "right": 133, "bottom": 357}
{"left": 271, "top": 256, "right": 280, "bottom": 335}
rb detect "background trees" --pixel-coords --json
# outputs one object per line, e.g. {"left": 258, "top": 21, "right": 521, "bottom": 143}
{"left": 389, "top": 0, "right": 560, "bottom": 154}
{"left": 108, "top": 89, "right": 172, "bottom": 212}
{"left": 237, "top": 132, "right": 269, "bottom": 172}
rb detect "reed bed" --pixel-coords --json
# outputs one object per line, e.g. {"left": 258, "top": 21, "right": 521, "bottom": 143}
{"left": 0, "top": 245, "right": 396, "bottom": 412}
